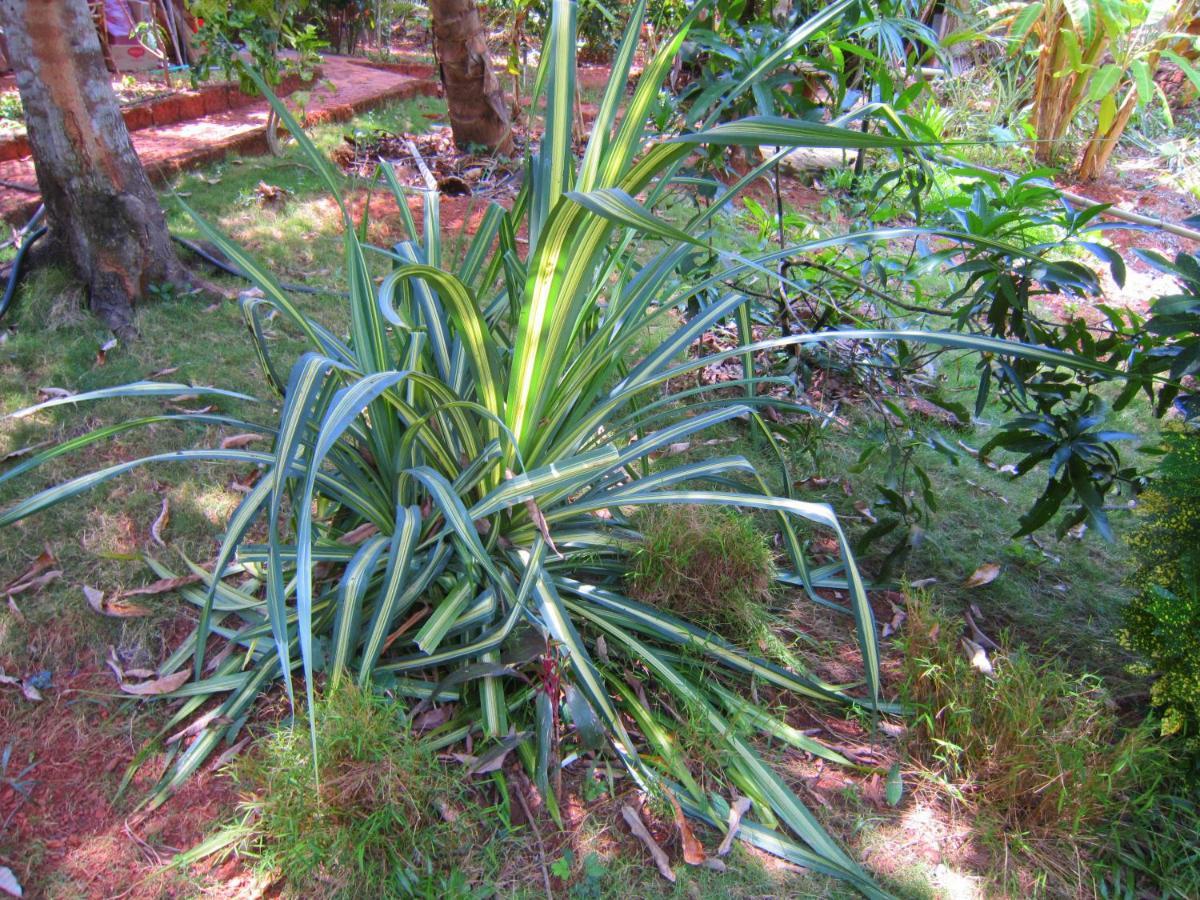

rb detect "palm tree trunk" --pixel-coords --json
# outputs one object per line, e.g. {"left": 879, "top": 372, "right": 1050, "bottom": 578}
{"left": 429, "top": 0, "right": 513, "bottom": 153}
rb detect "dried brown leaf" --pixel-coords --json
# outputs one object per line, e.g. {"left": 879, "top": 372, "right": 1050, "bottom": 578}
{"left": 119, "top": 575, "right": 200, "bottom": 598}
{"left": 337, "top": 522, "right": 378, "bottom": 545}
{"left": 166, "top": 709, "right": 231, "bottom": 745}
{"left": 84, "top": 585, "right": 152, "bottom": 618}
{"left": 120, "top": 669, "right": 190, "bottom": 696}
{"left": 4, "top": 546, "right": 56, "bottom": 592}
{"left": 963, "top": 562, "right": 1000, "bottom": 589}
{"left": 219, "top": 433, "right": 265, "bottom": 450}
{"left": 664, "top": 787, "right": 706, "bottom": 865}
{"left": 151, "top": 497, "right": 169, "bottom": 547}
{"left": 6, "top": 569, "right": 61, "bottom": 598}
{"left": 210, "top": 736, "right": 251, "bottom": 770}
{"left": 413, "top": 706, "right": 452, "bottom": 733}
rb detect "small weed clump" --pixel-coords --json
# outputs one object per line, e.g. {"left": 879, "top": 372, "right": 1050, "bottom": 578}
{"left": 899, "top": 592, "right": 1164, "bottom": 836}
{"left": 628, "top": 505, "right": 775, "bottom": 642}
{"left": 228, "top": 682, "right": 492, "bottom": 897}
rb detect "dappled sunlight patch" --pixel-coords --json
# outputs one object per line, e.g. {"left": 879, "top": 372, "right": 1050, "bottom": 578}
{"left": 856, "top": 796, "right": 985, "bottom": 898}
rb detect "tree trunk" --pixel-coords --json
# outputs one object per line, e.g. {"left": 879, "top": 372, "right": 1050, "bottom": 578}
{"left": 429, "top": 0, "right": 513, "bottom": 154}
{"left": 0, "top": 0, "right": 186, "bottom": 337}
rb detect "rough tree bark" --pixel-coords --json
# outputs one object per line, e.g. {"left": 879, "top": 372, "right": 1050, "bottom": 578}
{"left": 429, "top": 0, "right": 513, "bottom": 154}
{"left": 0, "top": 0, "right": 187, "bottom": 337}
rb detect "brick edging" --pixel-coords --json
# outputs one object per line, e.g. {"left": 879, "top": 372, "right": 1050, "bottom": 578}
{"left": 0, "top": 71, "right": 322, "bottom": 163}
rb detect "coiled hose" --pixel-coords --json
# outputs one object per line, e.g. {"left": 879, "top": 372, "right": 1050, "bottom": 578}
{"left": 0, "top": 205, "right": 343, "bottom": 323}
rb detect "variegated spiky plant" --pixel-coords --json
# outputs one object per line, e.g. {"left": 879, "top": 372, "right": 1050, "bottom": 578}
{"left": 0, "top": 1, "right": 1103, "bottom": 893}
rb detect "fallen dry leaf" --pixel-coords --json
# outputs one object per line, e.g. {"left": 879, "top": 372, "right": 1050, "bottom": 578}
{"left": 119, "top": 575, "right": 200, "bottom": 598}
{"left": 963, "top": 562, "right": 1000, "bottom": 589}
{"left": 4, "top": 546, "right": 56, "bottom": 591}
{"left": 151, "top": 497, "right": 169, "bottom": 547}
{"left": 166, "top": 709, "right": 231, "bottom": 745}
{"left": 95, "top": 337, "right": 117, "bottom": 366}
{"left": 149, "top": 366, "right": 180, "bottom": 378}
{"left": 507, "top": 468, "right": 560, "bottom": 558}
{"left": 962, "top": 637, "right": 994, "bottom": 676}
{"left": 664, "top": 787, "right": 707, "bottom": 866}
{"left": 337, "top": 522, "right": 378, "bottom": 545}
{"left": 83, "top": 585, "right": 152, "bottom": 618}
{"left": 716, "top": 796, "right": 752, "bottom": 857}
{"left": 5, "top": 569, "right": 61, "bottom": 598}
{"left": 210, "top": 736, "right": 251, "bottom": 771}
{"left": 0, "top": 439, "right": 50, "bottom": 463}
{"left": 621, "top": 805, "right": 675, "bottom": 883}
{"left": 120, "top": 669, "right": 190, "bottom": 696}
{"left": 412, "top": 705, "right": 452, "bottom": 733}
{"left": 220, "top": 433, "right": 265, "bottom": 450}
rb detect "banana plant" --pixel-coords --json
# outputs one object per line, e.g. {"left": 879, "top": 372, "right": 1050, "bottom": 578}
{"left": 0, "top": 1, "right": 1114, "bottom": 894}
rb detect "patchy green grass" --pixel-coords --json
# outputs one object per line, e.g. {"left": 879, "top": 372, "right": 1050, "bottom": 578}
{"left": 196, "top": 681, "right": 510, "bottom": 898}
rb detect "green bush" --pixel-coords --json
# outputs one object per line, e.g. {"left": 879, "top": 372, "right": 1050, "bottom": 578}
{"left": 1121, "top": 428, "right": 1200, "bottom": 747}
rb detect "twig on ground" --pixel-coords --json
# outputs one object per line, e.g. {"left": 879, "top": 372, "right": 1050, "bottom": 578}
{"left": 511, "top": 772, "right": 554, "bottom": 900}
{"left": 621, "top": 803, "right": 676, "bottom": 883}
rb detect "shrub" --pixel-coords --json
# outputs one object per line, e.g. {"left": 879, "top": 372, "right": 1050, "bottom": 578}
{"left": 900, "top": 591, "right": 1164, "bottom": 834}
{"left": 1121, "top": 428, "right": 1200, "bottom": 747}
{"left": 629, "top": 505, "right": 775, "bottom": 642}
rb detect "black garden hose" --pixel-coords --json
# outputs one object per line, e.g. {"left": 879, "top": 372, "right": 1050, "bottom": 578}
{"left": 0, "top": 220, "right": 47, "bottom": 321}
{"left": 0, "top": 206, "right": 345, "bottom": 324}
{"left": 169, "top": 234, "right": 347, "bottom": 297}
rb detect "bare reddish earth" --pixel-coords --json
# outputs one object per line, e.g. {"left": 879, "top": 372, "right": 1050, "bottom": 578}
{"left": 0, "top": 670, "right": 244, "bottom": 898}
{"left": 0, "top": 55, "right": 441, "bottom": 226}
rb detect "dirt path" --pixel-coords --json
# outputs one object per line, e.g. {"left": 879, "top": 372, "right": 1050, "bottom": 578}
{"left": 0, "top": 55, "right": 439, "bottom": 226}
